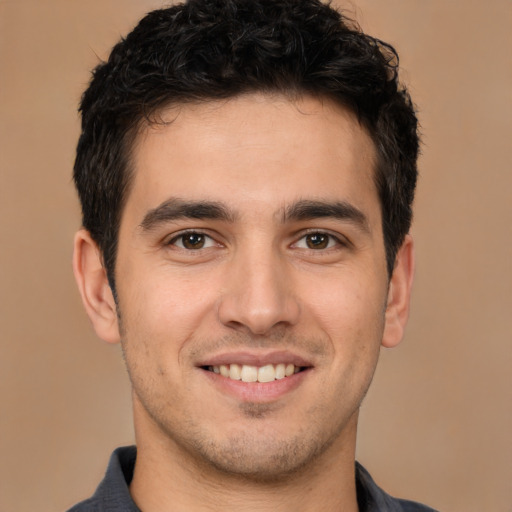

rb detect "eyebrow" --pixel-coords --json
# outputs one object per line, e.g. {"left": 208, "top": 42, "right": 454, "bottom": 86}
{"left": 140, "top": 198, "right": 237, "bottom": 231}
{"left": 139, "top": 197, "right": 370, "bottom": 234}
{"left": 282, "top": 199, "right": 370, "bottom": 233}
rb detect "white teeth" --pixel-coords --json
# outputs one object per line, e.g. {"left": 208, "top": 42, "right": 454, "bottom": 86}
{"left": 285, "top": 363, "right": 295, "bottom": 377}
{"left": 210, "top": 363, "right": 302, "bottom": 382}
{"left": 275, "top": 363, "right": 286, "bottom": 379}
{"left": 257, "top": 364, "right": 276, "bottom": 383}
{"left": 229, "top": 363, "right": 242, "bottom": 380}
{"left": 240, "top": 365, "right": 258, "bottom": 382}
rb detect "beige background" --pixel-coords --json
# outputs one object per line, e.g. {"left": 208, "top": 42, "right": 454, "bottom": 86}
{"left": 1, "top": 1, "right": 511, "bottom": 511}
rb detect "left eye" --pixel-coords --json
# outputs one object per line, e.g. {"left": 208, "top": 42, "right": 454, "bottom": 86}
{"left": 295, "top": 232, "right": 339, "bottom": 250}
{"left": 169, "top": 232, "right": 216, "bottom": 250}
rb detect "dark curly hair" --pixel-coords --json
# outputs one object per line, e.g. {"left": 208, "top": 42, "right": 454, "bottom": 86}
{"left": 74, "top": 0, "right": 419, "bottom": 290}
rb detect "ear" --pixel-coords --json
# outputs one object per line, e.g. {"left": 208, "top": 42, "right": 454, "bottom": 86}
{"left": 73, "top": 229, "right": 121, "bottom": 344}
{"left": 381, "top": 234, "right": 415, "bottom": 348}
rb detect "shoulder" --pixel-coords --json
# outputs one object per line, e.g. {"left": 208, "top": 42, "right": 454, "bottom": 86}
{"left": 66, "top": 497, "right": 101, "bottom": 512}
{"left": 356, "top": 462, "right": 440, "bottom": 512}
{"left": 66, "top": 446, "right": 139, "bottom": 512}
{"left": 395, "top": 497, "right": 440, "bottom": 512}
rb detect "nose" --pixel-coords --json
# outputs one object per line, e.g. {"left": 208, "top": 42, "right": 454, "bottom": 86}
{"left": 217, "top": 246, "right": 300, "bottom": 335}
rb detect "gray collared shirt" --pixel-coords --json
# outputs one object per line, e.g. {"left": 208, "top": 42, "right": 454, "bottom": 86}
{"left": 67, "top": 446, "right": 439, "bottom": 511}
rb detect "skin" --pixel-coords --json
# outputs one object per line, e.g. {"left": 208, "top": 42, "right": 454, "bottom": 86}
{"left": 74, "top": 93, "right": 414, "bottom": 512}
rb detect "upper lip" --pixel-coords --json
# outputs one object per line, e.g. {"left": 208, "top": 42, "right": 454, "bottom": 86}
{"left": 196, "top": 350, "right": 314, "bottom": 368}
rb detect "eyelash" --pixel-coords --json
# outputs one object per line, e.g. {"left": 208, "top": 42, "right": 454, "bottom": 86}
{"left": 167, "top": 230, "right": 218, "bottom": 250}
{"left": 292, "top": 231, "right": 345, "bottom": 251}
{"left": 166, "top": 230, "right": 346, "bottom": 252}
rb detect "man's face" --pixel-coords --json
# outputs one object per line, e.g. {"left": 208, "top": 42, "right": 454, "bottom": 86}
{"left": 113, "top": 94, "right": 395, "bottom": 478}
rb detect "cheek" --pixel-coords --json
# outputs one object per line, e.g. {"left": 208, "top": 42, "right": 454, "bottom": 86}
{"left": 307, "top": 271, "right": 386, "bottom": 330}
{"left": 119, "top": 269, "right": 221, "bottom": 362}
{"left": 303, "top": 269, "right": 387, "bottom": 370}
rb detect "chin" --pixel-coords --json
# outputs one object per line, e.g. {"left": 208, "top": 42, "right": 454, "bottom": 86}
{"left": 172, "top": 416, "right": 350, "bottom": 483}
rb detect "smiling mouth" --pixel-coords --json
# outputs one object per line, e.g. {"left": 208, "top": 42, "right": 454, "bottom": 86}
{"left": 203, "top": 363, "right": 307, "bottom": 383}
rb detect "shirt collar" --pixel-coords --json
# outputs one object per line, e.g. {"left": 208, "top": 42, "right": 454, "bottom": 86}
{"left": 71, "top": 445, "right": 432, "bottom": 512}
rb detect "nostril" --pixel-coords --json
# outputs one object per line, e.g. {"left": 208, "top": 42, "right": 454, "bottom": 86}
{"left": 216, "top": 267, "right": 301, "bottom": 334}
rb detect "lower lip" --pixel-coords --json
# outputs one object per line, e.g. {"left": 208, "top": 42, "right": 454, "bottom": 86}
{"left": 200, "top": 368, "right": 310, "bottom": 402}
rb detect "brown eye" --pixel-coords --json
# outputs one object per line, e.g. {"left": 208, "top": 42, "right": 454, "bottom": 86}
{"left": 305, "top": 233, "right": 330, "bottom": 249}
{"left": 181, "top": 233, "right": 205, "bottom": 249}
{"left": 171, "top": 232, "right": 214, "bottom": 250}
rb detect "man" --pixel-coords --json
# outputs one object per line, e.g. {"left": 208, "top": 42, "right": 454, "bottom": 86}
{"left": 69, "top": 0, "right": 436, "bottom": 510}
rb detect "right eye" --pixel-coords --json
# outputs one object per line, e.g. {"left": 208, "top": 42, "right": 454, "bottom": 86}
{"left": 168, "top": 232, "right": 216, "bottom": 250}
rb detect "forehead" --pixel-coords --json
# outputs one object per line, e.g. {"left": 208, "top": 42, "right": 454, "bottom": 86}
{"left": 126, "top": 93, "right": 379, "bottom": 221}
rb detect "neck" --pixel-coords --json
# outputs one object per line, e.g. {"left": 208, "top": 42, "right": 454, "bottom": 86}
{"left": 129, "top": 410, "right": 360, "bottom": 512}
